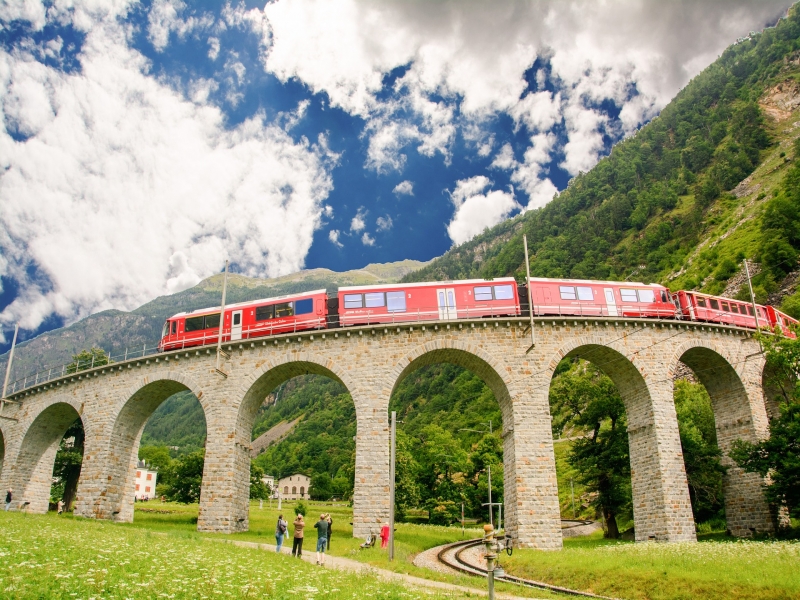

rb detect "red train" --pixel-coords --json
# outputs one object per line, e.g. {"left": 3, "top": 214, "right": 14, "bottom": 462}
{"left": 158, "top": 277, "right": 797, "bottom": 351}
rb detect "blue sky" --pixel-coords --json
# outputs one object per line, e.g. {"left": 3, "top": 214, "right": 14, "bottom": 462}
{"left": 0, "top": 0, "right": 792, "bottom": 351}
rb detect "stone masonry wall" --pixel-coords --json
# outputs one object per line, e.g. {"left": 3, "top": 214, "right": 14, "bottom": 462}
{"left": 0, "top": 316, "right": 770, "bottom": 547}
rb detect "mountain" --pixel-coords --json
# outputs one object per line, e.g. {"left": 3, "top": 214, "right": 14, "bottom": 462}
{"left": 0, "top": 259, "right": 427, "bottom": 384}
{"left": 403, "top": 12, "right": 800, "bottom": 316}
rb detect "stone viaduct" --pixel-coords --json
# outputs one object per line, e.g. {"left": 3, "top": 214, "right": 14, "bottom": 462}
{"left": 0, "top": 315, "right": 776, "bottom": 548}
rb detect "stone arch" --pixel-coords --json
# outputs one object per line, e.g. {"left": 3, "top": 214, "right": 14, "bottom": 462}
{"left": 9, "top": 400, "right": 84, "bottom": 513}
{"left": 545, "top": 337, "right": 696, "bottom": 542}
{"left": 671, "top": 340, "right": 773, "bottom": 536}
{"left": 234, "top": 355, "right": 356, "bottom": 532}
{"left": 96, "top": 372, "right": 209, "bottom": 524}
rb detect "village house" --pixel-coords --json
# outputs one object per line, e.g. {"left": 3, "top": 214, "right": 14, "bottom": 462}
{"left": 277, "top": 474, "right": 310, "bottom": 500}
{"left": 134, "top": 460, "right": 158, "bottom": 500}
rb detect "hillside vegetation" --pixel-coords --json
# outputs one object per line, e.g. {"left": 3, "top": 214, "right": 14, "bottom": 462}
{"left": 403, "top": 11, "right": 800, "bottom": 315}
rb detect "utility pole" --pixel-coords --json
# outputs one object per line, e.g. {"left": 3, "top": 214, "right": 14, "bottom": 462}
{"left": 743, "top": 259, "right": 761, "bottom": 332}
{"left": 523, "top": 234, "right": 536, "bottom": 352}
{"left": 389, "top": 410, "right": 397, "bottom": 561}
{"left": 1, "top": 324, "right": 20, "bottom": 420}
{"left": 570, "top": 478, "right": 576, "bottom": 519}
{"left": 215, "top": 260, "right": 229, "bottom": 376}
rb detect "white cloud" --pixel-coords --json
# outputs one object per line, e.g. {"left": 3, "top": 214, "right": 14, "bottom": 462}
{"left": 446, "top": 176, "right": 520, "bottom": 245}
{"left": 328, "top": 229, "right": 343, "bottom": 247}
{"left": 361, "top": 232, "right": 375, "bottom": 246}
{"left": 147, "top": 0, "right": 214, "bottom": 52}
{"left": 0, "top": 13, "right": 333, "bottom": 331}
{"left": 350, "top": 208, "right": 367, "bottom": 232}
{"left": 490, "top": 143, "right": 516, "bottom": 171}
{"left": 208, "top": 36, "right": 220, "bottom": 60}
{"left": 392, "top": 180, "right": 414, "bottom": 196}
{"left": 376, "top": 216, "right": 393, "bottom": 231}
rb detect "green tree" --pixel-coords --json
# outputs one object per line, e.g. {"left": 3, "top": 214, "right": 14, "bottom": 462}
{"left": 310, "top": 472, "right": 332, "bottom": 500}
{"left": 51, "top": 418, "right": 85, "bottom": 511}
{"left": 393, "top": 430, "right": 421, "bottom": 520}
{"left": 66, "top": 347, "right": 111, "bottom": 374}
{"left": 138, "top": 446, "right": 173, "bottom": 472}
{"left": 294, "top": 500, "right": 308, "bottom": 517}
{"left": 731, "top": 331, "right": 800, "bottom": 521}
{"left": 250, "top": 463, "right": 269, "bottom": 500}
{"left": 163, "top": 450, "right": 204, "bottom": 503}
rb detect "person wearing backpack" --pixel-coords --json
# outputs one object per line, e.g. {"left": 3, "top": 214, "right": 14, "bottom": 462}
{"left": 275, "top": 514, "right": 288, "bottom": 553}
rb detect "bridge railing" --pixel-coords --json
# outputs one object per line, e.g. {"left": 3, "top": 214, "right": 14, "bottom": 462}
{"left": 3, "top": 304, "right": 768, "bottom": 398}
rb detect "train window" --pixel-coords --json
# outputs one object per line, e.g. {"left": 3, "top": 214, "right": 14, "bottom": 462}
{"left": 474, "top": 287, "right": 493, "bottom": 301}
{"left": 205, "top": 313, "right": 220, "bottom": 329}
{"left": 661, "top": 291, "right": 668, "bottom": 302}
{"left": 185, "top": 316, "right": 205, "bottom": 332}
{"left": 365, "top": 293, "right": 385, "bottom": 308}
{"left": 344, "top": 294, "right": 363, "bottom": 309}
{"left": 494, "top": 285, "right": 514, "bottom": 300}
{"left": 746, "top": 305, "right": 754, "bottom": 316}
{"left": 731, "top": 304, "right": 739, "bottom": 314}
{"left": 274, "top": 302, "right": 294, "bottom": 318}
{"left": 709, "top": 299, "right": 720, "bottom": 310}
{"left": 638, "top": 289, "right": 655, "bottom": 303}
{"left": 233, "top": 312, "right": 241, "bottom": 326}
{"left": 696, "top": 297, "right": 706, "bottom": 308}
{"left": 295, "top": 298, "right": 314, "bottom": 315}
{"left": 171, "top": 321, "right": 177, "bottom": 335}
{"left": 387, "top": 291, "right": 406, "bottom": 312}
{"left": 721, "top": 301, "right": 730, "bottom": 312}
{"left": 620, "top": 289, "right": 637, "bottom": 302}
{"left": 576, "top": 287, "right": 593, "bottom": 301}
{"left": 560, "top": 286, "right": 577, "bottom": 300}
{"left": 162, "top": 322, "right": 170, "bottom": 337}
{"left": 256, "top": 305, "right": 274, "bottom": 321}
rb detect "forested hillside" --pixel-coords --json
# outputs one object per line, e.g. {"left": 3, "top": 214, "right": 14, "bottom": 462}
{"left": 403, "top": 11, "right": 800, "bottom": 315}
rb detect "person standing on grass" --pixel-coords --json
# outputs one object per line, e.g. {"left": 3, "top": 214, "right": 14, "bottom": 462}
{"left": 292, "top": 513, "right": 305, "bottom": 558}
{"left": 314, "top": 514, "right": 329, "bottom": 565}
{"left": 380, "top": 522, "right": 390, "bottom": 549}
{"left": 4, "top": 489, "right": 12, "bottom": 511}
{"left": 275, "top": 513, "right": 288, "bottom": 553}
{"left": 326, "top": 514, "right": 333, "bottom": 550}
{"left": 57, "top": 500, "right": 64, "bottom": 515}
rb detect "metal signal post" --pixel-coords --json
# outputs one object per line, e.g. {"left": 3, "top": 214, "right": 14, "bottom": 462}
{"left": 523, "top": 235, "right": 536, "bottom": 352}
{"left": 215, "top": 260, "right": 229, "bottom": 376}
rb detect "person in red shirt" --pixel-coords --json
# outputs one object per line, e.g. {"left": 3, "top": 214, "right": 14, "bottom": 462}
{"left": 380, "top": 522, "right": 390, "bottom": 549}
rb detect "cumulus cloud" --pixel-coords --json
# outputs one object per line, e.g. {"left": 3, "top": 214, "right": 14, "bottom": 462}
{"left": 329, "top": 229, "right": 343, "bottom": 247}
{"left": 258, "top": 0, "right": 789, "bottom": 193}
{"left": 0, "top": 10, "right": 333, "bottom": 331}
{"left": 376, "top": 216, "right": 393, "bottom": 231}
{"left": 392, "top": 180, "right": 414, "bottom": 196}
{"left": 148, "top": 0, "right": 214, "bottom": 52}
{"left": 446, "top": 176, "right": 520, "bottom": 245}
{"left": 361, "top": 232, "right": 375, "bottom": 246}
{"left": 350, "top": 208, "right": 367, "bottom": 232}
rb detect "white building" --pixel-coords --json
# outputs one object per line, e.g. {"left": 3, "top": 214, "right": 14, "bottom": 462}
{"left": 262, "top": 474, "right": 275, "bottom": 495}
{"left": 278, "top": 474, "right": 310, "bottom": 500}
{"left": 135, "top": 460, "right": 158, "bottom": 500}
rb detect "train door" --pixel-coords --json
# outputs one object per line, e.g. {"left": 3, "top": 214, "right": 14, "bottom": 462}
{"left": 437, "top": 288, "right": 457, "bottom": 320}
{"left": 231, "top": 310, "right": 243, "bottom": 341}
{"left": 603, "top": 288, "right": 618, "bottom": 317}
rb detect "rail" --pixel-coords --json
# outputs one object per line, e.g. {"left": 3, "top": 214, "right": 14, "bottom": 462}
{"left": 2, "top": 302, "right": 774, "bottom": 399}
{"left": 436, "top": 537, "right": 617, "bottom": 599}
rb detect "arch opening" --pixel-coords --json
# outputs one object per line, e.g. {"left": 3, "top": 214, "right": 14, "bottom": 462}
{"left": 389, "top": 348, "right": 511, "bottom": 532}
{"left": 240, "top": 361, "right": 357, "bottom": 529}
{"left": 100, "top": 378, "right": 208, "bottom": 523}
{"left": 677, "top": 346, "right": 773, "bottom": 536}
{"left": 547, "top": 343, "right": 695, "bottom": 542}
{"left": 13, "top": 402, "right": 83, "bottom": 514}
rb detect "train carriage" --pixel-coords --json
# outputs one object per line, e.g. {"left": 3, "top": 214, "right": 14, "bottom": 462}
{"left": 159, "top": 289, "right": 329, "bottom": 351}
{"left": 527, "top": 278, "right": 675, "bottom": 318}
{"left": 765, "top": 306, "right": 799, "bottom": 338}
{"left": 671, "top": 290, "right": 767, "bottom": 329}
{"left": 337, "top": 278, "right": 521, "bottom": 326}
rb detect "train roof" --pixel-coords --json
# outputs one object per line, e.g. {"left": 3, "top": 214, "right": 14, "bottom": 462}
{"left": 338, "top": 277, "right": 518, "bottom": 292}
{"left": 527, "top": 277, "right": 665, "bottom": 288}
{"left": 167, "top": 289, "right": 328, "bottom": 319}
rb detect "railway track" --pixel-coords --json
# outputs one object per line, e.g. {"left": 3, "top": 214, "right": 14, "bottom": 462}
{"left": 435, "top": 537, "right": 617, "bottom": 600}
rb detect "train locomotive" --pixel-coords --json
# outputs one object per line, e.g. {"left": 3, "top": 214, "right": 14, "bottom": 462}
{"left": 158, "top": 276, "right": 798, "bottom": 351}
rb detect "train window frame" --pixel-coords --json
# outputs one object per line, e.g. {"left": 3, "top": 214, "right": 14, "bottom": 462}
{"left": 185, "top": 316, "right": 205, "bottom": 332}
{"left": 171, "top": 321, "right": 177, "bottom": 335}
{"left": 721, "top": 301, "right": 730, "bottom": 312}
{"left": 494, "top": 285, "right": 514, "bottom": 300}
{"left": 559, "top": 286, "right": 577, "bottom": 300}
{"left": 386, "top": 291, "right": 406, "bottom": 312}
{"left": 232, "top": 312, "right": 241, "bottom": 326}
{"left": 256, "top": 305, "right": 274, "bottom": 321}
{"left": 746, "top": 305, "right": 754, "bottom": 316}
{"left": 731, "top": 303, "right": 739, "bottom": 314}
{"left": 295, "top": 298, "right": 314, "bottom": 315}
{"left": 474, "top": 286, "right": 493, "bottom": 301}
{"left": 638, "top": 289, "right": 655, "bottom": 303}
{"left": 205, "top": 313, "right": 220, "bottom": 329}
{"left": 365, "top": 292, "right": 386, "bottom": 308}
{"left": 620, "top": 289, "right": 638, "bottom": 302}
{"left": 696, "top": 297, "right": 707, "bottom": 308}
{"left": 710, "top": 299, "right": 720, "bottom": 310}
{"left": 274, "top": 302, "right": 294, "bottom": 318}
{"left": 576, "top": 286, "right": 593, "bottom": 301}
{"left": 344, "top": 294, "right": 363, "bottom": 309}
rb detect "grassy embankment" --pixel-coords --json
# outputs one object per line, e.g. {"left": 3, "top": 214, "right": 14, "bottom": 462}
{"left": 127, "top": 500, "right": 797, "bottom": 600}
